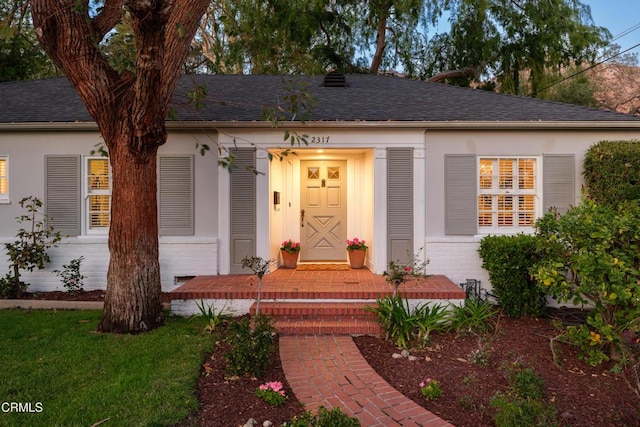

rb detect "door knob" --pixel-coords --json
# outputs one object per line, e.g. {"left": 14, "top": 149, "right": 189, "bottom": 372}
{"left": 300, "top": 209, "right": 305, "bottom": 227}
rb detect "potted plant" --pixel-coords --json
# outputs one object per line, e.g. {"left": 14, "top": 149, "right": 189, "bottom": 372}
{"left": 346, "top": 237, "right": 367, "bottom": 269}
{"left": 280, "top": 239, "right": 300, "bottom": 268}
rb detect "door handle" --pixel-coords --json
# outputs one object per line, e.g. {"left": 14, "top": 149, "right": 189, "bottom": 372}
{"left": 300, "top": 209, "right": 305, "bottom": 227}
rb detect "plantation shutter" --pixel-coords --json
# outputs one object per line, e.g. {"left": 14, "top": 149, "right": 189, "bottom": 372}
{"left": 45, "top": 155, "right": 81, "bottom": 236}
{"left": 445, "top": 154, "right": 477, "bottom": 235}
{"left": 230, "top": 148, "right": 256, "bottom": 274}
{"left": 158, "top": 155, "right": 194, "bottom": 236}
{"left": 387, "top": 148, "right": 413, "bottom": 264}
{"left": 543, "top": 154, "right": 575, "bottom": 214}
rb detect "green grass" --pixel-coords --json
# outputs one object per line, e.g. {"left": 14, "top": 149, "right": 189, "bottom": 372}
{"left": 0, "top": 309, "right": 213, "bottom": 427}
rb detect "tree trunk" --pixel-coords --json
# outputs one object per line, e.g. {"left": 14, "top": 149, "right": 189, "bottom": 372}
{"left": 370, "top": 3, "right": 391, "bottom": 74}
{"left": 31, "top": 0, "right": 210, "bottom": 333}
{"left": 98, "top": 137, "right": 163, "bottom": 333}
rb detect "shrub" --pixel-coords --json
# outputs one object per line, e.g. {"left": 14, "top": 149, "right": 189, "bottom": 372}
{"left": 1, "top": 196, "right": 62, "bottom": 298}
{"left": 478, "top": 234, "right": 547, "bottom": 317}
{"left": 583, "top": 140, "right": 640, "bottom": 206}
{"left": 53, "top": 257, "right": 85, "bottom": 293}
{"left": 224, "top": 315, "right": 276, "bottom": 378}
{"left": 448, "top": 296, "right": 497, "bottom": 335}
{"left": 534, "top": 199, "right": 640, "bottom": 365}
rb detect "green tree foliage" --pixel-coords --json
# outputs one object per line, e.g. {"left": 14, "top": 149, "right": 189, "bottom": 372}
{"left": 583, "top": 140, "right": 640, "bottom": 206}
{"left": 0, "top": 0, "right": 58, "bottom": 81}
{"left": 423, "top": 0, "right": 609, "bottom": 95}
{"left": 537, "top": 66, "right": 599, "bottom": 108}
{"left": 195, "top": 0, "right": 449, "bottom": 75}
{"left": 196, "top": 0, "right": 356, "bottom": 74}
{"left": 534, "top": 200, "right": 640, "bottom": 365}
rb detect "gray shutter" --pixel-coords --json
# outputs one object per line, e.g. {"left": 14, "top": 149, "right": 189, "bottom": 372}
{"left": 543, "top": 154, "right": 575, "bottom": 214}
{"left": 45, "top": 155, "right": 81, "bottom": 236}
{"left": 387, "top": 148, "right": 413, "bottom": 264}
{"left": 445, "top": 154, "right": 477, "bottom": 235}
{"left": 159, "top": 155, "right": 194, "bottom": 236}
{"left": 230, "top": 148, "right": 256, "bottom": 274}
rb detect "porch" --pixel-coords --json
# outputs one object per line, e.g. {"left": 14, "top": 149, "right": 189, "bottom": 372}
{"left": 170, "top": 267, "right": 467, "bottom": 335}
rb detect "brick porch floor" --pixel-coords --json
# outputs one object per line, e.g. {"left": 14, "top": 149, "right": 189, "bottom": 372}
{"left": 170, "top": 268, "right": 465, "bottom": 300}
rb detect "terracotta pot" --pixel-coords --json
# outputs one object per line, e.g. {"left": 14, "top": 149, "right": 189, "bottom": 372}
{"left": 281, "top": 250, "right": 299, "bottom": 269}
{"left": 348, "top": 249, "right": 366, "bottom": 269}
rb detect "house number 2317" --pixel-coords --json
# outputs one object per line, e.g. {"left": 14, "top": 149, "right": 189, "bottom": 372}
{"left": 310, "top": 136, "right": 330, "bottom": 144}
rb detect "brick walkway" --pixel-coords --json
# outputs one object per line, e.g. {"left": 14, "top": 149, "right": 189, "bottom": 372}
{"left": 279, "top": 335, "right": 454, "bottom": 427}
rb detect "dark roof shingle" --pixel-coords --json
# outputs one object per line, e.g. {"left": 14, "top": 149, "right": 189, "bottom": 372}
{"left": 1, "top": 74, "right": 639, "bottom": 124}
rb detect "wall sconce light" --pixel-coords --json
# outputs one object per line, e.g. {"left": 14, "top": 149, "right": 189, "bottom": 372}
{"left": 273, "top": 191, "right": 280, "bottom": 211}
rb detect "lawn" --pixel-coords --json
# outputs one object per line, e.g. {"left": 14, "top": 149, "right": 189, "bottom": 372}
{"left": 0, "top": 309, "right": 213, "bottom": 427}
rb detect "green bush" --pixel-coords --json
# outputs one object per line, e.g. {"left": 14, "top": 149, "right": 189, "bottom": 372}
{"left": 224, "top": 315, "right": 276, "bottom": 378}
{"left": 583, "top": 140, "right": 640, "bottom": 206}
{"left": 534, "top": 199, "right": 640, "bottom": 365}
{"left": 478, "top": 234, "right": 547, "bottom": 317}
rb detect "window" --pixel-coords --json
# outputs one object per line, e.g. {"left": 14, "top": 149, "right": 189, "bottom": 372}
{"left": 85, "top": 157, "right": 111, "bottom": 232}
{"left": 0, "top": 157, "right": 7, "bottom": 201}
{"left": 477, "top": 157, "right": 539, "bottom": 231}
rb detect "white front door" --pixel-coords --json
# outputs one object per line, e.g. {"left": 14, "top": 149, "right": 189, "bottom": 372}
{"left": 300, "top": 160, "right": 347, "bottom": 261}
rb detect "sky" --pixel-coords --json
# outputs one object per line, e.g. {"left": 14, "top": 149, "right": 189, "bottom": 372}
{"left": 582, "top": 0, "right": 640, "bottom": 56}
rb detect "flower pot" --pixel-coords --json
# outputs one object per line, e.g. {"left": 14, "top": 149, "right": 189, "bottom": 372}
{"left": 348, "top": 249, "right": 366, "bottom": 269}
{"left": 281, "top": 250, "right": 299, "bottom": 269}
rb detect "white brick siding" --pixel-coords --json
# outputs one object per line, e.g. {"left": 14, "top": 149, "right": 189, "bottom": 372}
{"left": 425, "top": 237, "right": 490, "bottom": 295}
{"left": 0, "top": 237, "right": 217, "bottom": 292}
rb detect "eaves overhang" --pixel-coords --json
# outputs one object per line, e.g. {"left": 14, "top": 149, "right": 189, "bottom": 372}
{"left": 1, "top": 120, "right": 640, "bottom": 132}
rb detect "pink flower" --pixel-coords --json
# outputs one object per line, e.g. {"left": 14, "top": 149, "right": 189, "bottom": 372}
{"left": 404, "top": 266, "right": 412, "bottom": 272}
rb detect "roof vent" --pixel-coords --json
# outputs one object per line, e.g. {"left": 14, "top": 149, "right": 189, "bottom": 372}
{"left": 322, "top": 71, "right": 347, "bottom": 87}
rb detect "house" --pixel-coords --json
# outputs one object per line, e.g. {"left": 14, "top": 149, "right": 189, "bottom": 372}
{"left": 1, "top": 73, "right": 639, "bottom": 293}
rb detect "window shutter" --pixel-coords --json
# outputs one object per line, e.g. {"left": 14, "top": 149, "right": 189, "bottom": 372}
{"left": 543, "top": 154, "right": 574, "bottom": 214}
{"left": 230, "top": 148, "right": 256, "bottom": 274}
{"left": 387, "top": 148, "right": 413, "bottom": 264}
{"left": 159, "top": 155, "right": 194, "bottom": 236}
{"left": 445, "top": 154, "right": 477, "bottom": 235}
{"left": 45, "top": 155, "right": 81, "bottom": 236}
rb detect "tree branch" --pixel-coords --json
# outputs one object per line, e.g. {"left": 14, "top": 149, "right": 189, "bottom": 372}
{"left": 428, "top": 67, "right": 477, "bottom": 83}
{"left": 91, "top": 0, "right": 124, "bottom": 40}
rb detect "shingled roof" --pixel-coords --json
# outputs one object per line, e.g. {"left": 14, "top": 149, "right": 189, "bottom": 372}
{"left": 1, "top": 74, "right": 639, "bottom": 125}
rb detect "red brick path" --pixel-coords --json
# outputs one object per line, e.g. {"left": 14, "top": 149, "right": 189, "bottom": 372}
{"left": 280, "top": 335, "right": 454, "bottom": 427}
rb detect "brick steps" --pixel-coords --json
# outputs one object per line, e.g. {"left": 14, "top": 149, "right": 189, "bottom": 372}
{"left": 250, "top": 301, "right": 381, "bottom": 335}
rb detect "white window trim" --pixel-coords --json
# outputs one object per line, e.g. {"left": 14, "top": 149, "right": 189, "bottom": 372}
{"left": 476, "top": 156, "right": 542, "bottom": 234}
{"left": 0, "top": 156, "right": 8, "bottom": 203}
{"left": 83, "top": 156, "right": 111, "bottom": 235}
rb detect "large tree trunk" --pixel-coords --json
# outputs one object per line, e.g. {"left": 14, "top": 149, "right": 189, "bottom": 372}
{"left": 99, "top": 137, "right": 163, "bottom": 333}
{"left": 31, "top": 0, "right": 209, "bottom": 333}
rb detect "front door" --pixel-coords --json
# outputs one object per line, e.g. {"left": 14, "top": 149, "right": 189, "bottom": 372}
{"left": 300, "top": 160, "right": 347, "bottom": 261}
